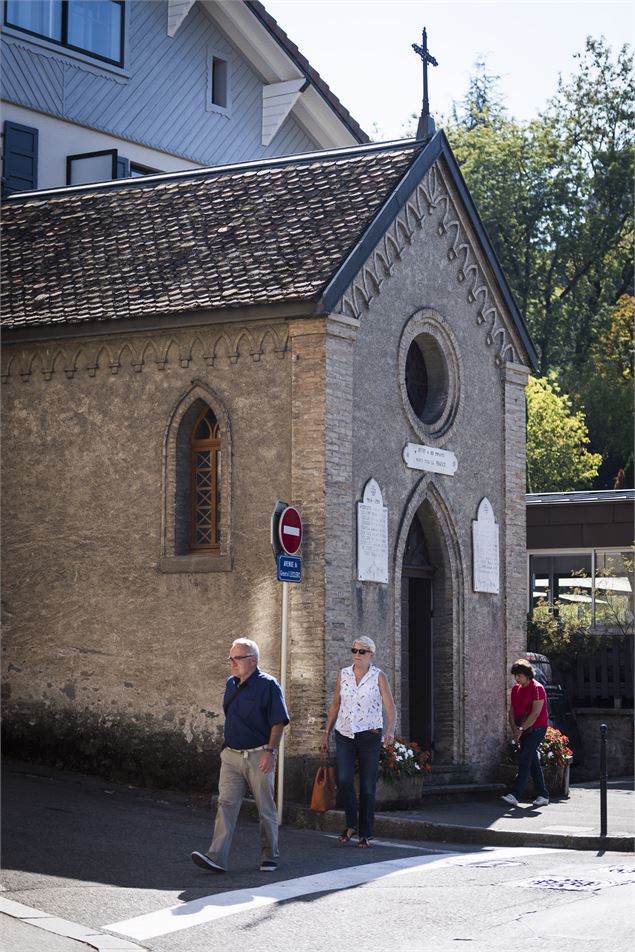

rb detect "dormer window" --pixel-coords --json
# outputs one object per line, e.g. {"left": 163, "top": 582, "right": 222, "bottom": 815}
{"left": 206, "top": 49, "right": 231, "bottom": 115}
{"left": 210, "top": 56, "right": 228, "bottom": 109}
{"left": 4, "top": 0, "right": 125, "bottom": 67}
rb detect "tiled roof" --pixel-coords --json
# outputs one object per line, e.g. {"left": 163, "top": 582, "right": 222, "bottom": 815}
{"left": 1, "top": 144, "right": 419, "bottom": 330}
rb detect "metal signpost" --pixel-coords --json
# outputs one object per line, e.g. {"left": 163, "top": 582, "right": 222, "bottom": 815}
{"left": 271, "top": 501, "right": 303, "bottom": 822}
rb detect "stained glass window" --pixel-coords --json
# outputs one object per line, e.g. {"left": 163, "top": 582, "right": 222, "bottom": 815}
{"left": 191, "top": 406, "right": 220, "bottom": 551}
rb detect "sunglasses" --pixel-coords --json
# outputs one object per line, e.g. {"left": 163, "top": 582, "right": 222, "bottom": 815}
{"left": 227, "top": 655, "right": 254, "bottom": 662}
{"left": 351, "top": 648, "right": 371, "bottom": 655}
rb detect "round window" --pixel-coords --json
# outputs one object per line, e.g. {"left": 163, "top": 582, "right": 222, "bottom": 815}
{"left": 399, "top": 310, "right": 461, "bottom": 443}
{"left": 405, "top": 334, "right": 449, "bottom": 424}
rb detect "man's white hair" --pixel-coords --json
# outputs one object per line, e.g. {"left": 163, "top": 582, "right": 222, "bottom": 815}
{"left": 232, "top": 638, "right": 259, "bottom": 661}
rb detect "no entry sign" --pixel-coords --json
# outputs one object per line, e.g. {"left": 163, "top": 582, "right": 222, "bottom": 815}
{"left": 278, "top": 506, "right": 302, "bottom": 555}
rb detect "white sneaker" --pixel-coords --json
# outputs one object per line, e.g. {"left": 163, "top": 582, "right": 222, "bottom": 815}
{"left": 532, "top": 796, "right": 549, "bottom": 807}
{"left": 501, "top": 793, "right": 519, "bottom": 806}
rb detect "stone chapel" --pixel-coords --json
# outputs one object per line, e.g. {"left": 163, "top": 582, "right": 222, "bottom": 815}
{"left": 1, "top": 132, "right": 538, "bottom": 798}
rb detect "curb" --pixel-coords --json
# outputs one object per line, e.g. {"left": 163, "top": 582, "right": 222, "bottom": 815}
{"left": 273, "top": 801, "right": 634, "bottom": 854}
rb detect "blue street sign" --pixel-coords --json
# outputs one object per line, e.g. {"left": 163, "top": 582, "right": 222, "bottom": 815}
{"left": 277, "top": 554, "right": 302, "bottom": 583}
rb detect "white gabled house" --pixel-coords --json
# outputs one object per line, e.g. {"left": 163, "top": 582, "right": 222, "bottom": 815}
{"left": 1, "top": 0, "right": 367, "bottom": 193}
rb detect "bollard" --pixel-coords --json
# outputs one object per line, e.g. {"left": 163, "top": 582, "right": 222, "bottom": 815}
{"left": 600, "top": 723, "right": 607, "bottom": 837}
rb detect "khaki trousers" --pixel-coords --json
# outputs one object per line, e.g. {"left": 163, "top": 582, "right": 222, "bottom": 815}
{"left": 207, "top": 747, "right": 278, "bottom": 870}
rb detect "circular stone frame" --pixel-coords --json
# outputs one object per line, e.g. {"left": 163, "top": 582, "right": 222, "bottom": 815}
{"left": 398, "top": 309, "right": 462, "bottom": 444}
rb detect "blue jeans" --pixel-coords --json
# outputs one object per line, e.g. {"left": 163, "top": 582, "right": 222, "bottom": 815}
{"left": 513, "top": 726, "right": 549, "bottom": 800}
{"left": 335, "top": 729, "right": 382, "bottom": 838}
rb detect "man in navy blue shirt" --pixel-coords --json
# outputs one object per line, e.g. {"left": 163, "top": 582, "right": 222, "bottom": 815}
{"left": 192, "top": 638, "right": 290, "bottom": 873}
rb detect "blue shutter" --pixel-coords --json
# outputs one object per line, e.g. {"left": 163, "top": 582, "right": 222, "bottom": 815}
{"left": 2, "top": 121, "right": 38, "bottom": 195}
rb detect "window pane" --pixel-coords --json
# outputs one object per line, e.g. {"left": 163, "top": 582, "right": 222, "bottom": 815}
{"left": 594, "top": 551, "right": 634, "bottom": 632}
{"left": 529, "top": 555, "right": 551, "bottom": 611}
{"left": 216, "top": 450, "right": 221, "bottom": 544}
{"left": 211, "top": 57, "right": 228, "bottom": 107}
{"left": 68, "top": 151, "right": 116, "bottom": 185}
{"left": 552, "top": 553, "right": 593, "bottom": 626}
{"left": 6, "top": 0, "right": 62, "bottom": 40}
{"left": 68, "top": 0, "right": 122, "bottom": 61}
{"left": 530, "top": 554, "right": 594, "bottom": 625}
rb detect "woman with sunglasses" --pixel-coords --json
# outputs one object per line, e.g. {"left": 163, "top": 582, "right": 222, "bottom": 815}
{"left": 320, "top": 636, "right": 397, "bottom": 848}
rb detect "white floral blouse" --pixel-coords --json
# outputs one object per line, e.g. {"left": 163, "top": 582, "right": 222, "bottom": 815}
{"left": 335, "top": 664, "right": 383, "bottom": 738}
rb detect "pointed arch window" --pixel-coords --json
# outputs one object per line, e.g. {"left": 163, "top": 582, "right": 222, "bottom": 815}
{"left": 191, "top": 406, "right": 221, "bottom": 551}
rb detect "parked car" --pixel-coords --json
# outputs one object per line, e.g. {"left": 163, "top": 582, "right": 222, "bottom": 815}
{"left": 525, "top": 651, "right": 584, "bottom": 766}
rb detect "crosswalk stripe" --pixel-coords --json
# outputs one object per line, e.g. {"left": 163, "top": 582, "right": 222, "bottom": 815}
{"left": 104, "top": 846, "right": 561, "bottom": 941}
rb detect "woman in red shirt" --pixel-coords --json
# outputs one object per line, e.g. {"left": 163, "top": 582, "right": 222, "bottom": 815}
{"left": 501, "top": 659, "right": 550, "bottom": 808}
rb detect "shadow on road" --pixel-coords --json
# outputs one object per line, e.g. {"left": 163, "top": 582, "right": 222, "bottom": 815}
{"left": 2, "top": 759, "right": 441, "bottom": 896}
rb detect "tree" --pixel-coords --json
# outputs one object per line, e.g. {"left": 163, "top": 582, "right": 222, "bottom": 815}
{"left": 565, "top": 293, "right": 634, "bottom": 485}
{"left": 526, "top": 374, "right": 602, "bottom": 492}
{"left": 446, "top": 38, "right": 634, "bottom": 372}
{"left": 444, "top": 40, "right": 634, "bottom": 486}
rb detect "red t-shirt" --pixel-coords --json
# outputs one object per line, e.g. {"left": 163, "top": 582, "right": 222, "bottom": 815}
{"left": 511, "top": 679, "right": 548, "bottom": 730}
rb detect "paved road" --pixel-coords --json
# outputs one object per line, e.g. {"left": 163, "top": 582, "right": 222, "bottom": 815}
{"left": 2, "top": 762, "right": 634, "bottom": 952}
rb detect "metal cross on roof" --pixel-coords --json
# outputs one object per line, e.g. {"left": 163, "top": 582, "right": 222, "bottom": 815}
{"left": 412, "top": 27, "right": 438, "bottom": 141}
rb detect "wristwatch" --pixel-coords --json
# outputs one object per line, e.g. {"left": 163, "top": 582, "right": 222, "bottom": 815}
{"left": 264, "top": 747, "right": 276, "bottom": 753}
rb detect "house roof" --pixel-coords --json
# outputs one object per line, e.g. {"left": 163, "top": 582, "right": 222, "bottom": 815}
{"left": 1, "top": 133, "right": 539, "bottom": 369}
{"left": 527, "top": 490, "right": 635, "bottom": 507}
{"left": 245, "top": 1, "right": 368, "bottom": 145}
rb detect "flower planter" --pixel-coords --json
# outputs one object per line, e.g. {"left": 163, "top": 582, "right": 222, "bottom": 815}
{"left": 498, "top": 762, "right": 570, "bottom": 800}
{"left": 375, "top": 775, "right": 425, "bottom": 809}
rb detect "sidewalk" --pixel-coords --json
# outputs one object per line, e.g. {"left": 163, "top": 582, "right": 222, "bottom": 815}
{"left": 283, "top": 779, "right": 635, "bottom": 852}
{"left": 0, "top": 911, "right": 141, "bottom": 952}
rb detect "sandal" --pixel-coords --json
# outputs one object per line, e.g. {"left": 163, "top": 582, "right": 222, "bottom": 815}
{"left": 338, "top": 828, "right": 355, "bottom": 844}
{"left": 357, "top": 837, "right": 371, "bottom": 848}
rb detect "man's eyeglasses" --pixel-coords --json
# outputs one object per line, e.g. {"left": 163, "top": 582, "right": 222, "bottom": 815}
{"left": 227, "top": 655, "right": 254, "bottom": 662}
{"left": 351, "top": 648, "right": 371, "bottom": 655}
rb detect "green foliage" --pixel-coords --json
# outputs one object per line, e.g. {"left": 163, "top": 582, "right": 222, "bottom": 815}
{"left": 447, "top": 38, "right": 634, "bottom": 373}
{"left": 526, "top": 373, "right": 602, "bottom": 492}
{"left": 527, "top": 605, "right": 604, "bottom": 667}
{"left": 564, "top": 294, "right": 635, "bottom": 481}
{"left": 444, "top": 38, "right": 634, "bottom": 485}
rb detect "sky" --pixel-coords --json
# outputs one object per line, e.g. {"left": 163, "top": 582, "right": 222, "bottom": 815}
{"left": 264, "top": 0, "right": 634, "bottom": 140}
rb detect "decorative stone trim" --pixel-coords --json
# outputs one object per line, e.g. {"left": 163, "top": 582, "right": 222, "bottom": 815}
{"left": 337, "top": 159, "right": 522, "bottom": 368}
{"left": 1, "top": 325, "right": 288, "bottom": 384}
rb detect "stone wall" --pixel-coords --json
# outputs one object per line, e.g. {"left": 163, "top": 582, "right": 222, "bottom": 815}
{"left": 572, "top": 709, "right": 634, "bottom": 781}
{"left": 1, "top": 320, "right": 309, "bottom": 792}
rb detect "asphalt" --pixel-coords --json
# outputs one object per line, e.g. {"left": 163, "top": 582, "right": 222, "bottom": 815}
{"left": 1, "top": 764, "right": 633, "bottom": 952}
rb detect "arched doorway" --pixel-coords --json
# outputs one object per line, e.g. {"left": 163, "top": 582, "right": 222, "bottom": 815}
{"left": 401, "top": 516, "right": 435, "bottom": 752}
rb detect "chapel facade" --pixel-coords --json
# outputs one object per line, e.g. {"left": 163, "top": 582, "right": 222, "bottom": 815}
{"left": 1, "top": 134, "right": 538, "bottom": 797}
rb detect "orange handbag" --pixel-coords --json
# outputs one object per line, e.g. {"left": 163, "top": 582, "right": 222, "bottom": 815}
{"left": 310, "top": 764, "right": 337, "bottom": 812}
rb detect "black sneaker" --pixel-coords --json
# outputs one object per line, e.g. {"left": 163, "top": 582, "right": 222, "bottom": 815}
{"left": 191, "top": 851, "right": 225, "bottom": 872}
{"left": 259, "top": 860, "right": 277, "bottom": 872}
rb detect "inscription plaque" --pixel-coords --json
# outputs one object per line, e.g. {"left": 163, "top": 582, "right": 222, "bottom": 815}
{"left": 472, "top": 497, "right": 500, "bottom": 593}
{"left": 403, "top": 442, "right": 458, "bottom": 476}
{"left": 357, "top": 478, "right": 388, "bottom": 583}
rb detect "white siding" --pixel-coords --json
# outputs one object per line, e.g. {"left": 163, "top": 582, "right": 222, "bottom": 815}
{"left": 1, "top": 0, "right": 318, "bottom": 168}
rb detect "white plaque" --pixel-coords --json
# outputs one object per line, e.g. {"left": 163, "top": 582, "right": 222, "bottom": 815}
{"left": 472, "top": 497, "right": 500, "bottom": 593}
{"left": 403, "top": 442, "right": 458, "bottom": 476}
{"left": 357, "top": 478, "right": 388, "bottom": 583}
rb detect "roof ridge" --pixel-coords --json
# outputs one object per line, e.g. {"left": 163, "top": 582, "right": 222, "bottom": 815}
{"left": 5, "top": 138, "right": 422, "bottom": 203}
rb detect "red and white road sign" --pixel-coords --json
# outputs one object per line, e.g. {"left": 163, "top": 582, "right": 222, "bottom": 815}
{"left": 278, "top": 506, "right": 302, "bottom": 555}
